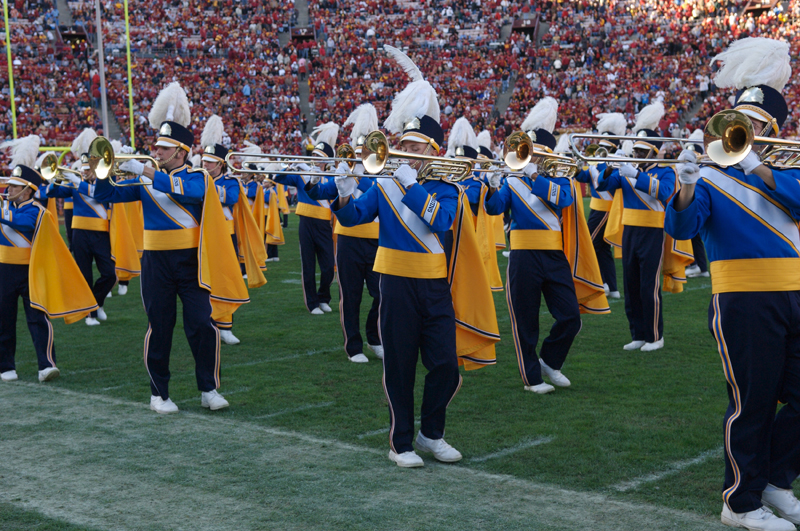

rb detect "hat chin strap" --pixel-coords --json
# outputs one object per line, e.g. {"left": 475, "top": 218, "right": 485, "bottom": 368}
{"left": 160, "top": 148, "right": 183, "bottom": 170}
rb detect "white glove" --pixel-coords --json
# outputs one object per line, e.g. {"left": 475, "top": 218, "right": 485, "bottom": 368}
{"left": 739, "top": 151, "right": 762, "bottom": 175}
{"left": 120, "top": 145, "right": 135, "bottom": 154}
{"left": 394, "top": 164, "right": 418, "bottom": 188}
{"left": 613, "top": 149, "right": 628, "bottom": 158}
{"left": 309, "top": 174, "right": 321, "bottom": 186}
{"left": 336, "top": 161, "right": 350, "bottom": 175}
{"left": 588, "top": 165, "right": 600, "bottom": 181}
{"left": 619, "top": 163, "right": 638, "bottom": 179}
{"left": 677, "top": 149, "right": 697, "bottom": 164}
{"left": 677, "top": 162, "right": 701, "bottom": 185}
{"left": 118, "top": 159, "right": 145, "bottom": 176}
{"left": 489, "top": 172, "right": 502, "bottom": 189}
{"left": 336, "top": 175, "right": 357, "bottom": 197}
{"left": 522, "top": 162, "right": 538, "bottom": 178}
{"left": 295, "top": 163, "right": 311, "bottom": 172}
{"left": 65, "top": 172, "right": 81, "bottom": 184}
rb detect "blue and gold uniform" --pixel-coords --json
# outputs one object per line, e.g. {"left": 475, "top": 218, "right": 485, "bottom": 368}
{"left": 597, "top": 162, "right": 676, "bottom": 345}
{"left": 47, "top": 172, "right": 116, "bottom": 322}
{"left": 574, "top": 162, "right": 616, "bottom": 292}
{"left": 308, "top": 166, "right": 380, "bottom": 360}
{"left": 486, "top": 165, "right": 580, "bottom": 389}
{"left": 83, "top": 122, "right": 221, "bottom": 404}
{"left": 63, "top": 196, "right": 73, "bottom": 249}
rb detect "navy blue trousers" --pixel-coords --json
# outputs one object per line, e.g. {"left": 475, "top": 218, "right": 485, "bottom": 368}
{"left": 587, "top": 208, "right": 617, "bottom": 292}
{"left": 0, "top": 263, "right": 55, "bottom": 372}
{"left": 709, "top": 292, "right": 800, "bottom": 513}
{"left": 335, "top": 235, "right": 380, "bottom": 358}
{"left": 691, "top": 234, "right": 708, "bottom": 273}
{"left": 298, "top": 216, "right": 334, "bottom": 311}
{"left": 379, "top": 274, "right": 461, "bottom": 454}
{"left": 506, "top": 249, "right": 581, "bottom": 386}
{"left": 141, "top": 248, "right": 220, "bottom": 399}
{"left": 64, "top": 209, "right": 73, "bottom": 250}
{"left": 622, "top": 225, "right": 664, "bottom": 343}
{"left": 72, "top": 228, "right": 116, "bottom": 318}
{"left": 267, "top": 244, "right": 279, "bottom": 259}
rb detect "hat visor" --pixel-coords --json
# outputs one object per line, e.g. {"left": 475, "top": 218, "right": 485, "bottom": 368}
{"left": 202, "top": 154, "right": 225, "bottom": 163}
{"left": 399, "top": 132, "right": 440, "bottom": 152}
{"left": 156, "top": 137, "right": 191, "bottom": 151}
{"left": 734, "top": 105, "right": 780, "bottom": 136}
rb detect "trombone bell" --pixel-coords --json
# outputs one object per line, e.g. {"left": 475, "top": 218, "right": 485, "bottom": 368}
{"left": 703, "top": 109, "right": 755, "bottom": 166}
{"left": 40, "top": 153, "right": 82, "bottom": 187}
{"left": 88, "top": 137, "right": 158, "bottom": 185}
{"left": 503, "top": 131, "right": 532, "bottom": 170}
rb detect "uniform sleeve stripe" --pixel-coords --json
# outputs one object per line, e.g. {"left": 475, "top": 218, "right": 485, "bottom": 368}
{"left": 422, "top": 194, "right": 438, "bottom": 223}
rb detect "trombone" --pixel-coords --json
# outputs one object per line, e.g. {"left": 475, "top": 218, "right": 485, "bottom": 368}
{"left": 88, "top": 136, "right": 159, "bottom": 186}
{"left": 225, "top": 144, "right": 358, "bottom": 179}
{"left": 40, "top": 153, "right": 82, "bottom": 188}
{"left": 569, "top": 133, "right": 706, "bottom": 165}
{"left": 361, "top": 130, "right": 474, "bottom": 182}
{"left": 472, "top": 131, "right": 580, "bottom": 178}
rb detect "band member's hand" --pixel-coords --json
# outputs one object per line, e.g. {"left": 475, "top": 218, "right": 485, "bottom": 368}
{"left": 677, "top": 162, "right": 701, "bottom": 185}
{"left": 395, "top": 164, "right": 418, "bottom": 188}
{"left": 522, "top": 162, "right": 538, "bottom": 179}
{"left": 309, "top": 174, "right": 321, "bottom": 185}
{"left": 336, "top": 161, "right": 350, "bottom": 174}
{"left": 65, "top": 172, "right": 82, "bottom": 185}
{"left": 335, "top": 175, "right": 357, "bottom": 197}
{"left": 677, "top": 149, "right": 697, "bottom": 164}
{"left": 588, "top": 165, "right": 600, "bottom": 181}
{"left": 738, "top": 151, "right": 762, "bottom": 175}
{"left": 120, "top": 145, "right": 136, "bottom": 154}
{"left": 619, "top": 163, "right": 638, "bottom": 179}
{"left": 295, "top": 163, "right": 311, "bottom": 172}
{"left": 118, "top": 159, "right": 145, "bottom": 176}
{"left": 488, "top": 172, "right": 502, "bottom": 189}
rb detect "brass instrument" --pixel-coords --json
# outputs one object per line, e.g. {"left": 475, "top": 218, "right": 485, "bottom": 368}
{"left": 88, "top": 137, "right": 159, "bottom": 185}
{"left": 225, "top": 144, "right": 358, "bottom": 178}
{"left": 702, "top": 109, "right": 800, "bottom": 167}
{"left": 473, "top": 132, "right": 579, "bottom": 178}
{"left": 40, "top": 153, "right": 82, "bottom": 188}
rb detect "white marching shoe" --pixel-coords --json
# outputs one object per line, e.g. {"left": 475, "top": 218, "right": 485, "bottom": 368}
{"left": 219, "top": 330, "right": 240, "bottom": 345}
{"left": 389, "top": 450, "right": 424, "bottom": 468}
{"left": 685, "top": 265, "right": 701, "bottom": 277}
{"left": 415, "top": 432, "right": 462, "bottom": 463}
{"left": 106, "top": 291, "right": 112, "bottom": 299}
{"left": 350, "top": 354, "right": 369, "bottom": 363}
{"left": 117, "top": 284, "right": 128, "bottom": 296}
{"left": 524, "top": 382, "right": 555, "bottom": 395}
{"left": 150, "top": 396, "right": 179, "bottom": 414}
{"left": 96, "top": 307, "right": 107, "bottom": 321}
{"left": 368, "top": 344, "right": 384, "bottom": 360}
{"left": 762, "top": 484, "right": 800, "bottom": 524}
{"left": 38, "top": 367, "right": 60, "bottom": 382}
{"left": 608, "top": 291, "right": 621, "bottom": 299}
{"left": 310, "top": 307, "right": 325, "bottom": 315}
{"left": 721, "top": 504, "right": 796, "bottom": 531}
{"left": 603, "top": 283, "right": 610, "bottom": 295}
{"left": 201, "top": 390, "right": 229, "bottom": 411}
{"left": 641, "top": 338, "right": 664, "bottom": 352}
{"left": 85, "top": 317, "right": 101, "bottom": 326}
{"left": 623, "top": 340, "right": 645, "bottom": 351}
{"left": 319, "top": 302, "right": 333, "bottom": 313}
{"left": 502, "top": 251, "right": 510, "bottom": 258}
{"left": 242, "top": 274, "right": 248, "bottom": 280}
{"left": 540, "top": 359, "right": 571, "bottom": 387}
{"left": 1, "top": 370, "right": 18, "bottom": 382}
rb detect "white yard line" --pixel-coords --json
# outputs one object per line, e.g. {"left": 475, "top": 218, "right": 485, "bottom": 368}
{"left": 251, "top": 401, "right": 335, "bottom": 419}
{"left": 356, "top": 419, "right": 420, "bottom": 439}
{"left": 469, "top": 436, "right": 555, "bottom": 463}
{"left": 223, "top": 347, "right": 341, "bottom": 369}
{"left": 0, "top": 383, "right": 727, "bottom": 531}
{"left": 612, "top": 447, "right": 723, "bottom": 492}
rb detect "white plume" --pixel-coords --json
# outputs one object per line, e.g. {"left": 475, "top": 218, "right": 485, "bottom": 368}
{"left": 596, "top": 113, "right": 627, "bottom": 136}
{"left": 688, "top": 129, "right": 704, "bottom": 142}
{"left": 445, "top": 117, "right": 478, "bottom": 157}
{"left": 190, "top": 153, "right": 202, "bottom": 168}
{"left": 70, "top": 128, "right": 98, "bottom": 157}
{"left": 521, "top": 97, "right": 558, "bottom": 134}
{"left": 476, "top": 130, "right": 492, "bottom": 150}
{"left": 148, "top": 81, "right": 191, "bottom": 128}
{"left": 633, "top": 101, "right": 664, "bottom": 133}
{"left": 110, "top": 140, "right": 123, "bottom": 154}
{"left": 621, "top": 140, "right": 634, "bottom": 156}
{"left": 0, "top": 135, "right": 41, "bottom": 168}
{"left": 240, "top": 140, "right": 262, "bottom": 155}
{"left": 384, "top": 79, "right": 440, "bottom": 134}
{"left": 384, "top": 45, "right": 423, "bottom": 82}
{"left": 344, "top": 104, "right": 379, "bottom": 145}
{"left": 311, "top": 122, "right": 340, "bottom": 147}
{"left": 201, "top": 114, "right": 225, "bottom": 149}
{"left": 263, "top": 162, "right": 283, "bottom": 174}
{"left": 711, "top": 37, "right": 792, "bottom": 92}
{"left": 554, "top": 133, "right": 571, "bottom": 154}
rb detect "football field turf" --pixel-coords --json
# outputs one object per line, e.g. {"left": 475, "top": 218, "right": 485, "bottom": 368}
{"left": 1, "top": 212, "right": 785, "bottom": 530}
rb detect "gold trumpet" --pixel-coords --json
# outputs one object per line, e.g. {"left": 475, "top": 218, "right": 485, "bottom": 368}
{"left": 361, "top": 131, "right": 474, "bottom": 182}
{"left": 88, "top": 137, "right": 159, "bottom": 185}
{"left": 40, "top": 153, "right": 83, "bottom": 188}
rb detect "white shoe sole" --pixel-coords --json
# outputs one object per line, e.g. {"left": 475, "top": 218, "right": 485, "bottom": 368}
{"left": 202, "top": 402, "right": 229, "bottom": 411}
{"left": 38, "top": 369, "right": 60, "bottom": 382}
{"left": 150, "top": 406, "right": 179, "bottom": 414}
{"left": 416, "top": 447, "right": 462, "bottom": 463}
{"left": 762, "top": 501, "right": 800, "bottom": 525}
{"left": 388, "top": 451, "right": 424, "bottom": 468}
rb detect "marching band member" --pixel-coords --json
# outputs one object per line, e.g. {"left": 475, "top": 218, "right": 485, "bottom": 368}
{"left": 80, "top": 82, "right": 247, "bottom": 413}
{"left": 264, "top": 177, "right": 285, "bottom": 261}
{"left": 306, "top": 103, "right": 383, "bottom": 363}
{"left": 201, "top": 115, "right": 268, "bottom": 345}
{"left": 476, "top": 129, "right": 507, "bottom": 256}
{"left": 0, "top": 136, "right": 98, "bottom": 383}
{"left": 272, "top": 123, "right": 338, "bottom": 315}
{"left": 573, "top": 113, "right": 627, "bottom": 298}
{"left": 681, "top": 129, "right": 711, "bottom": 279}
{"left": 107, "top": 141, "right": 143, "bottom": 297}
{"left": 596, "top": 102, "right": 690, "bottom": 352}
{"left": 332, "top": 47, "right": 499, "bottom": 468}
{"left": 666, "top": 38, "right": 800, "bottom": 531}
{"left": 485, "top": 98, "right": 608, "bottom": 394}
{"left": 46, "top": 128, "right": 116, "bottom": 326}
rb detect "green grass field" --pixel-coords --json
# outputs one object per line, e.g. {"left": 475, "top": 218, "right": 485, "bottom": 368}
{"left": 1, "top": 206, "right": 785, "bottom": 530}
